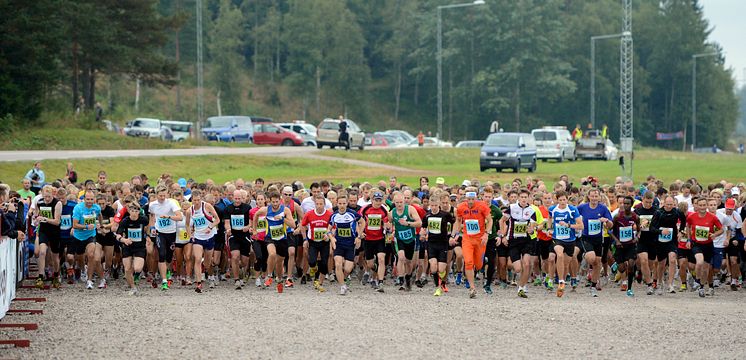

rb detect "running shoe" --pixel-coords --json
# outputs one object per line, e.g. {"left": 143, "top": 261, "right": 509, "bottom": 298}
{"left": 277, "top": 282, "right": 284, "bottom": 293}
{"left": 86, "top": 280, "right": 94, "bottom": 290}
{"left": 731, "top": 281, "right": 739, "bottom": 291}
{"left": 546, "top": 279, "right": 554, "bottom": 291}
{"left": 362, "top": 272, "right": 370, "bottom": 286}
{"left": 317, "top": 284, "right": 326, "bottom": 293}
{"left": 35, "top": 277, "right": 45, "bottom": 289}
{"left": 128, "top": 287, "right": 139, "bottom": 296}
{"left": 313, "top": 280, "right": 321, "bottom": 291}
{"left": 557, "top": 282, "right": 565, "bottom": 298}
{"left": 264, "top": 277, "right": 273, "bottom": 287}
{"left": 181, "top": 278, "right": 187, "bottom": 286}
{"left": 161, "top": 281, "right": 168, "bottom": 291}
{"left": 626, "top": 289, "right": 634, "bottom": 297}
{"left": 620, "top": 282, "right": 628, "bottom": 291}
{"left": 399, "top": 284, "right": 406, "bottom": 291}
{"left": 300, "top": 275, "right": 307, "bottom": 285}
{"left": 483, "top": 284, "right": 493, "bottom": 295}
{"left": 500, "top": 281, "right": 507, "bottom": 290}
{"left": 99, "top": 279, "right": 107, "bottom": 289}
{"left": 52, "top": 277, "right": 61, "bottom": 289}
{"left": 285, "top": 278, "right": 294, "bottom": 288}
{"left": 570, "top": 278, "right": 578, "bottom": 290}
{"left": 680, "top": 284, "right": 687, "bottom": 292}
{"left": 707, "top": 287, "right": 714, "bottom": 296}
{"left": 340, "top": 285, "right": 348, "bottom": 296}
{"left": 329, "top": 273, "right": 336, "bottom": 283}
{"left": 209, "top": 280, "right": 215, "bottom": 289}
{"left": 533, "top": 277, "right": 542, "bottom": 286}
{"left": 646, "top": 286, "right": 654, "bottom": 296}
{"left": 345, "top": 276, "right": 351, "bottom": 287}
{"left": 415, "top": 279, "right": 423, "bottom": 288}
{"left": 185, "top": 277, "right": 193, "bottom": 286}
{"left": 420, "top": 276, "right": 429, "bottom": 286}
{"left": 309, "top": 267, "right": 317, "bottom": 281}
{"left": 469, "top": 288, "right": 476, "bottom": 299}
{"left": 151, "top": 277, "right": 158, "bottom": 289}
{"left": 656, "top": 288, "right": 663, "bottom": 296}
{"left": 698, "top": 287, "right": 705, "bottom": 298}
{"left": 235, "top": 280, "right": 242, "bottom": 290}
{"left": 590, "top": 286, "right": 598, "bottom": 297}
{"left": 434, "top": 287, "right": 443, "bottom": 297}
{"left": 376, "top": 283, "right": 385, "bottom": 293}
{"left": 517, "top": 288, "right": 527, "bottom": 298}
{"left": 455, "top": 272, "right": 463, "bottom": 285}
{"left": 441, "top": 281, "right": 449, "bottom": 293}
{"left": 669, "top": 285, "right": 677, "bottom": 294}
{"left": 195, "top": 282, "right": 203, "bottom": 293}
{"left": 67, "top": 268, "right": 75, "bottom": 284}
{"left": 464, "top": 279, "right": 470, "bottom": 289}
{"left": 255, "top": 277, "right": 263, "bottom": 288}
{"left": 167, "top": 270, "right": 172, "bottom": 281}
{"left": 691, "top": 282, "right": 701, "bottom": 291}
{"left": 713, "top": 279, "right": 721, "bottom": 288}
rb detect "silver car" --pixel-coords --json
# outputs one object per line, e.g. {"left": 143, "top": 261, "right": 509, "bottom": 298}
{"left": 316, "top": 118, "right": 365, "bottom": 150}
{"left": 278, "top": 122, "right": 317, "bottom": 147}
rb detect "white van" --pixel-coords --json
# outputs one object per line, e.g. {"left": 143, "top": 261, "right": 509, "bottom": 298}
{"left": 531, "top": 126, "right": 576, "bottom": 162}
{"left": 161, "top": 120, "right": 193, "bottom": 141}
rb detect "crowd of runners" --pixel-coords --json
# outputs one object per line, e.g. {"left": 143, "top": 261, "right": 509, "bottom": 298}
{"left": 1, "top": 170, "right": 745, "bottom": 299}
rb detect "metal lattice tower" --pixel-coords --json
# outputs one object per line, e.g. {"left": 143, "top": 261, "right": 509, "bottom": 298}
{"left": 619, "top": 0, "right": 633, "bottom": 179}
{"left": 196, "top": 0, "right": 204, "bottom": 128}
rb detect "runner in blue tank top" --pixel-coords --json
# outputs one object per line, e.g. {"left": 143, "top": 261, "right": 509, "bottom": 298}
{"left": 253, "top": 191, "right": 296, "bottom": 293}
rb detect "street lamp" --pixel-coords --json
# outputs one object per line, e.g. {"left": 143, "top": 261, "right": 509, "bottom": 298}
{"left": 590, "top": 33, "right": 626, "bottom": 130}
{"left": 437, "top": 0, "right": 485, "bottom": 141}
{"left": 691, "top": 52, "right": 718, "bottom": 151}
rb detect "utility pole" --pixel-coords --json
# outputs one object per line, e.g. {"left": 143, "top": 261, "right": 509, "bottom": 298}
{"left": 196, "top": 0, "right": 204, "bottom": 138}
{"left": 619, "top": 0, "right": 634, "bottom": 180}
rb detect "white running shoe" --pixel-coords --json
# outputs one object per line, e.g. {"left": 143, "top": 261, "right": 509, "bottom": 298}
{"left": 86, "top": 280, "right": 94, "bottom": 289}
{"left": 339, "top": 285, "right": 348, "bottom": 296}
{"left": 255, "top": 276, "right": 263, "bottom": 287}
{"left": 98, "top": 279, "right": 107, "bottom": 289}
{"left": 128, "top": 287, "right": 139, "bottom": 296}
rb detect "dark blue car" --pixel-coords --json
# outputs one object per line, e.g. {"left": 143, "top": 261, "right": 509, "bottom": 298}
{"left": 479, "top": 132, "right": 537, "bottom": 173}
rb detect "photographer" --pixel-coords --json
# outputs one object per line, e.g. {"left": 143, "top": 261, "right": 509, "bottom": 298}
{"left": 24, "top": 162, "right": 46, "bottom": 194}
{"left": 1, "top": 185, "right": 26, "bottom": 241}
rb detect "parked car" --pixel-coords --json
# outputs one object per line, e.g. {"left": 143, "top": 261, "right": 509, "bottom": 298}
{"left": 604, "top": 139, "right": 619, "bottom": 160}
{"left": 101, "top": 119, "right": 120, "bottom": 133}
{"left": 577, "top": 130, "right": 615, "bottom": 160}
{"left": 455, "top": 140, "right": 485, "bottom": 148}
{"left": 480, "top": 132, "right": 537, "bottom": 173}
{"left": 364, "top": 133, "right": 389, "bottom": 147}
{"left": 316, "top": 118, "right": 365, "bottom": 150}
{"left": 253, "top": 122, "right": 304, "bottom": 146}
{"left": 375, "top": 132, "right": 408, "bottom": 148}
{"left": 531, "top": 126, "right": 576, "bottom": 162}
{"left": 278, "top": 121, "right": 317, "bottom": 146}
{"left": 161, "top": 120, "right": 193, "bottom": 141}
{"left": 407, "top": 137, "right": 452, "bottom": 147}
{"left": 124, "top": 118, "right": 165, "bottom": 139}
{"left": 381, "top": 130, "right": 416, "bottom": 144}
{"left": 202, "top": 116, "right": 254, "bottom": 142}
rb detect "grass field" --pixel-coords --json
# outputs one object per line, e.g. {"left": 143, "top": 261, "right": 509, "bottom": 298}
{"left": 1, "top": 147, "right": 743, "bottom": 187}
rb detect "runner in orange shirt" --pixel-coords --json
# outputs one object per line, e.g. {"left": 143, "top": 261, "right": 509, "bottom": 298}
{"left": 450, "top": 187, "right": 493, "bottom": 298}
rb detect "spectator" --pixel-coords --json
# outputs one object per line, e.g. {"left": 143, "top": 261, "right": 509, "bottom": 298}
{"left": 572, "top": 124, "right": 583, "bottom": 142}
{"left": 417, "top": 131, "right": 425, "bottom": 147}
{"left": 95, "top": 101, "right": 103, "bottom": 122}
{"left": 24, "top": 161, "right": 45, "bottom": 193}
{"left": 65, "top": 162, "right": 78, "bottom": 184}
{"left": 17, "top": 178, "right": 35, "bottom": 203}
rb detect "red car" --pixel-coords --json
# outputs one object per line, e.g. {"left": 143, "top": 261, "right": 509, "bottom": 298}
{"left": 365, "top": 133, "right": 389, "bottom": 147}
{"left": 252, "top": 123, "right": 304, "bottom": 146}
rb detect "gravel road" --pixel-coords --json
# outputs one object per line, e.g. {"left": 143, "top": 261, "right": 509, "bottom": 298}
{"left": 2, "top": 277, "right": 742, "bottom": 359}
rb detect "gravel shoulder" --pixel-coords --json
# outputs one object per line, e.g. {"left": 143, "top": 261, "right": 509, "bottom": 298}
{"left": 2, "top": 279, "right": 742, "bottom": 359}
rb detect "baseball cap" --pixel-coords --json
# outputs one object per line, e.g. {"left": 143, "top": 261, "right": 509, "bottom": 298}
{"left": 462, "top": 180, "right": 471, "bottom": 187}
{"left": 372, "top": 191, "right": 384, "bottom": 200}
{"left": 435, "top": 177, "right": 445, "bottom": 185}
{"left": 731, "top": 187, "right": 740, "bottom": 196}
{"left": 177, "top": 178, "right": 187, "bottom": 188}
{"left": 725, "top": 198, "right": 736, "bottom": 209}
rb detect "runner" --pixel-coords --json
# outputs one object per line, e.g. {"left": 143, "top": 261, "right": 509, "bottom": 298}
{"left": 686, "top": 197, "right": 723, "bottom": 297}
{"left": 115, "top": 202, "right": 149, "bottom": 295}
{"left": 71, "top": 190, "right": 104, "bottom": 290}
{"left": 224, "top": 189, "right": 252, "bottom": 290}
{"left": 33, "top": 186, "right": 62, "bottom": 288}
{"left": 301, "top": 194, "right": 333, "bottom": 293}
{"left": 189, "top": 189, "right": 221, "bottom": 293}
{"left": 479, "top": 187, "right": 507, "bottom": 295}
{"left": 547, "top": 190, "right": 584, "bottom": 297}
{"left": 360, "top": 191, "right": 391, "bottom": 292}
{"left": 173, "top": 192, "right": 192, "bottom": 286}
{"left": 96, "top": 193, "right": 117, "bottom": 286}
{"left": 282, "top": 186, "right": 304, "bottom": 288}
{"left": 536, "top": 193, "right": 555, "bottom": 290}
{"left": 611, "top": 196, "right": 640, "bottom": 297}
{"left": 422, "top": 192, "right": 456, "bottom": 296}
{"left": 709, "top": 198, "right": 734, "bottom": 291}
{"left": 253, "top": 191, "right": 296, "bottom": 293}
{"left": 720, "top": 198, "right": 743, "bottom": 290}
{"left": 56, "top": 188, "right": 77, "bottom": 284}
{"left": 250, "top": 193, "right": 269, "bottom": 287}
{"left": 634, "top": 191, "right": 659, "bottom": 295}
{"left": 148, "top": 185, "right": 183, "bottom": 290}
{"left": 506, "top": 189, "right": 537, "bottom": 298}
{"left": 390, "top": 192, "right": 422, "bottom": 291}
{"left": 451, "top": 187, "right": 492, "bottom": 298}
{"left": 329, "top": 194, "right": 363, "bottom": 295}
{"left": 650, "top": 195, "right": 687, "bottom": 294}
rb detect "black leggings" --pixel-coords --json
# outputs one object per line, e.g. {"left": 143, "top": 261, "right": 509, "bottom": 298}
{"left": 156, "top": 232, "right": 176, "bottom": 263}
{"left": 484, "top": 239, "right": 498, "bottom": 285}
{"left": 252, "top": 241, "right": 268, "bottom": 273}
{"left": 308, "top": 241, "right": 330, "bottom": 276}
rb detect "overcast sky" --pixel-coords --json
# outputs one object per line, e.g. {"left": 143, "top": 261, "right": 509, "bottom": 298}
{"left": 701, "top": 0, "right": 746, "bottom": 86}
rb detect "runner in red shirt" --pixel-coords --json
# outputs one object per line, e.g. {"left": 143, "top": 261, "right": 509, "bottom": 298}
{"left": 300, "top": 195, "right": 333, "bottom": 292}
{"left": 686, "top": 197, "right": 723, "bottom": 297}
{"left": 360, "top": 191, "right": 391, "bottom": 292}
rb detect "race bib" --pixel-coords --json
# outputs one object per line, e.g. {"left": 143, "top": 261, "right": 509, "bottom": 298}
{"left": 694, "top": 225, "right": 710, "bottom": 242}
{"left": 128, "top": 228, "right": 143, "bottom": 242}
{"left": 83, "top": 214, "right": 96, "bottom": 226}
{"left": 658, "top": 227, "right": 673, "bottom": 243}
{"left": 337, "top": 227, "right": 352, "bottom": 238}
{"left": 427, "top": 217, "right": 442, "bottom": 235}
{"left": 256, "top": 217, "right": 268, "bottom": 232}
{"left": 619, "top": 226, "right": 633, "bottom": 243}
{"left": 60, "top": 215, "right": 72, "bottom": 230}
{"left": 177, "top": 228, "right": 189, "bottom": 244}
{"left": 555, "top": 225, "right": 571, "bottom": 240}
{"left": 193, "top": 215, "right": 208, "bottom": 231}
{"left": 156, "top": 217, "right": 173, "bottom": 231}
{"left": 367, "top": 214, "right": 382, "bottom": 231}
{"left": 465, "top": 219, "right": 480, "bottom": 236}
{"left": 39, "top": 206, "right": 52, "bottom": 219}
{"left": 269, "top": 225, "right": 286, "bottom": 240}
{"left": 230, "top": 215, "right": 245, "bottom": 230}
{"left": 639, "top": 215, "right": 653, "bottom": 232}
{"left": 513, "top": 221, "right": 527, "bottom": 238}
{"left": 313, "top": 227, "right": 328, "bottom": 242}
{"left": 397, "top": 228, "right": 414, "bottom": 241}
{"left": 588, "top": 219, "right": 602, "bottom": 236}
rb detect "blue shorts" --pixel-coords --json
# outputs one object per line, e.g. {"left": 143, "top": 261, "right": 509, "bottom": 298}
{"left": 334, "top": 244, "right": 355, "bottom": 262}
{"left": 193, "top": 237, "right": 215, "bottom": 251}
{"left": 712, "top": 247, "right": 725, "bottom": 269}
